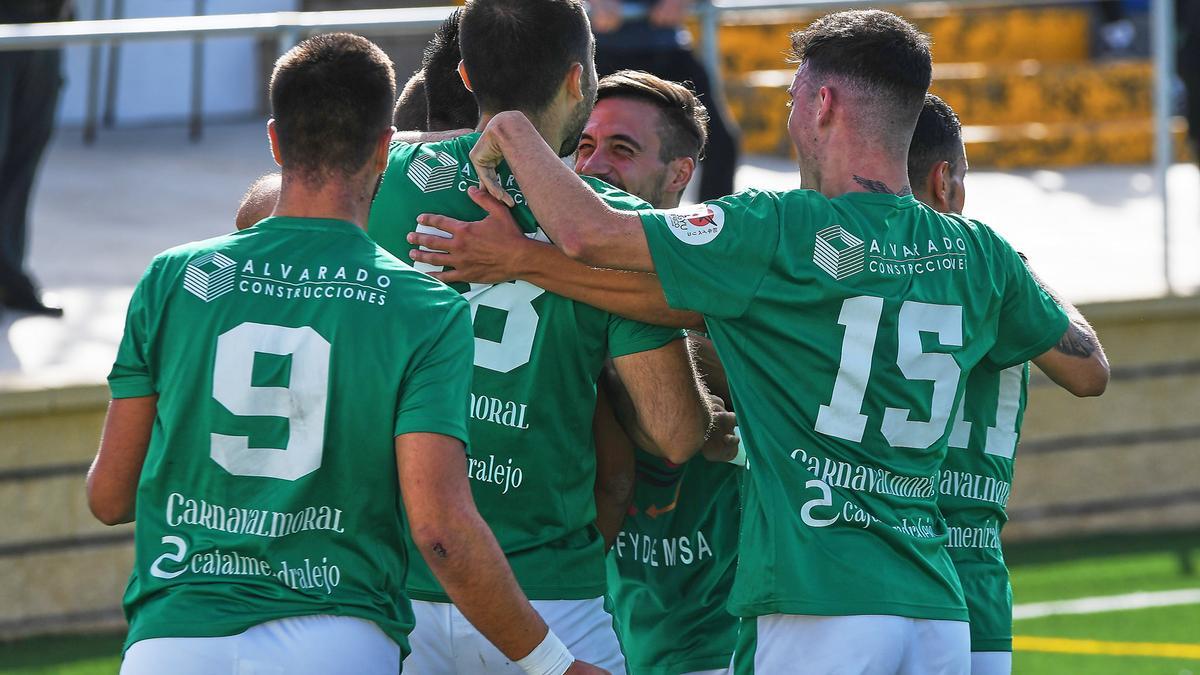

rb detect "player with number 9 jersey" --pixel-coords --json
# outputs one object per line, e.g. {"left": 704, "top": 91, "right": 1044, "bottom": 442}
{"left": 108, "top": 214, "right": 473, "bottom": 658}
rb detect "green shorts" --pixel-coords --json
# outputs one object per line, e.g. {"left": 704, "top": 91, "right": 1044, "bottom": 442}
{"left": 956, "top": 560, "right": 1013, "bottom": 652}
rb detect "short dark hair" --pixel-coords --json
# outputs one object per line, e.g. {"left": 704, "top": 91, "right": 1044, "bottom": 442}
{"left": 393, "top": 69, "right": 430, "bottom": 130}
{"left": 422, "top": 8, "right": 478, "bottom": 130}
{"left": 459, "top": 0, "right": 591, "bottom": 114}
{"left": 597, "top": 70, "right": 709, "bottom": 162}
{"left": 270, "top": 33, "right": 396, "bottom": 179}
{"left": 789, "top": 10, "right": 931, "bottom": 138}
{"left": 908, "top": 93, "right": 963, "bottom": 182}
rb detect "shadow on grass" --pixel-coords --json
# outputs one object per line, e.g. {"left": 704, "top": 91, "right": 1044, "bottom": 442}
{"left": 1005, "top": 527, "right": 1200, "bottom": 575}
{"left": 0, "top": 633, "right": 123, "bottom": 672}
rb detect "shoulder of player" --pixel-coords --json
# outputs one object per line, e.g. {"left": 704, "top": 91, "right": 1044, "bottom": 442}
{"left": 146, "top": 231, "right": 244, "bottom": 270}
{"left": 388, "top": 132, "right": 479, "bottom": 163}
{"left": 368, "top": 244, "right": 462, "bottom": 296}
{"left": 581, "top": 175, "right": 654, "bottom": 211}
{"left": 946, "top": 215, "right": 1023, "bottom": 260}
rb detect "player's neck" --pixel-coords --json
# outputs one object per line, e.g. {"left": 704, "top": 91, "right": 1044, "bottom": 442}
{"left": 272, "top": 172, "right": 374, "bottom": 229}
{"left": 810, "top": 147, "right": 912, "bottom": 199}
{"left": 478, "top": 109, "right": 562, "bottom": 153}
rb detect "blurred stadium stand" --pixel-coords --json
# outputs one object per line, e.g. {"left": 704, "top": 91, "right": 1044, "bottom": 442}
{"left": 718, "top": 3, "right": 1191, "bottom": 167}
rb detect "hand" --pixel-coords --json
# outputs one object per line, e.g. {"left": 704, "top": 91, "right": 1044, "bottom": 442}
{"left": 469, "top": 113, "right": 524, "bottom": 208}
{"left": 589, "top": 0, "right": 623, "bottom": 33}
{"left": 649, "top": 0, "right": 691, "bottom": 27}
{"left": 565, "top": 661, "right": 610, "bottom": 675}
{"left": 699, "top": 395, "right": 739, "bottom": 463}
{"left": 410, "top": 187, "right": 532, "bottom": 284}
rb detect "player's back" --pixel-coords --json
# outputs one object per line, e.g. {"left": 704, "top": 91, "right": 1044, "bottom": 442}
{"left": 641, "top": 188, "right": 1067, "bottom": 621}
{"left": 940, "top": 360, "right": 1030, "bottom": 653}
{"left": 369, "top": 134, "right": 681, "bottom": 602}
{"left": 607, "top": 448, "right": 740, "bottom": 674}
{"left": 112, "top": 216, "right": 469, "bottom": 655}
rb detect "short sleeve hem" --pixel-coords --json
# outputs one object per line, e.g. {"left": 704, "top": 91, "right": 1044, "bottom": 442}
{"left": 991, "top": 308, "right": 1069, "bottom": 369}
{"left": 607, "top": 328, "right": 685, "bottom": 360}
{"left": 108, "top": 379, "right": 155, "bottom": 399}
{"left": 393, "top": 419, "right": 469, "bottom": 449}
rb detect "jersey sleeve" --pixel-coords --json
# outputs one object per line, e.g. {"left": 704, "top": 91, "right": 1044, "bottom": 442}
{"left": 639, "top": 189, "right": 782, "bottom": 319}
{"left": 393, "top": 296, "right": 475, "bottom": 445}
{"left": 986, "top": 240, "right": 1070, "bottom": 369}
{"left": 606, "top": 314, "right": 685, "bottom": 359}
{"left": 108, "top": 259, "right": 160, "bottom": 399}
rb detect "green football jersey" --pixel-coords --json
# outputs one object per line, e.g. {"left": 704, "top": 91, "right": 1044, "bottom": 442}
{"left": 369, "top": 134, "right": 683, "bottom": 601}
{"left": 639, "top": 190, "right": 1068, "bottom": 621}
{"left": 607, "top": 449, "right": 740, "bottom": 675}
{"left": 941, "top": 362, "right": 1030, "bottom": 651}
{"left": 108, "top": 217, "right": 474, "bottom": 656}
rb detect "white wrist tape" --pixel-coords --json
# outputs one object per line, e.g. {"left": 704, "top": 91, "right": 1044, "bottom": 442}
{"left": 516, "top": 629, "right": 575, "bottom": 675}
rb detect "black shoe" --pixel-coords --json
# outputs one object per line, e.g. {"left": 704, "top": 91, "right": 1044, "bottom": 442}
{"left": 3, "top": 288, "right": 63, "bottom": 317}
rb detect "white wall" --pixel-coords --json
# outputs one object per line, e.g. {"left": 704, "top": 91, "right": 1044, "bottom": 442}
{"left": 58, "top": 0, "right": 299, "bottom": 127}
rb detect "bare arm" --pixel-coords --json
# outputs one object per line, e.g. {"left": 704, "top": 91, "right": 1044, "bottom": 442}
{"left": 604, "top": 346, "right": 739, "bottom": 464}
{"left": 400, "top": 432, "right": 607, "bottom": 672}
{"left": 608, "top": 340, "right": 712, "bottom": 464}
{"left": 87, "top": 396, "right": 157, "bottom": 525}
{"left": 592, "top": 385, "right": 635, "bottom": 551}
{"left": 458, "top": 111, "right": 653, "bottom": 271}
{"left": 410, "top": 187, "right": 703, "bottom": 330}
{"left": 1026, "top": 265, "right": 1110, "bottom": 397}
{"left": 392, "top": 128, "right": 473, "bottom": 144}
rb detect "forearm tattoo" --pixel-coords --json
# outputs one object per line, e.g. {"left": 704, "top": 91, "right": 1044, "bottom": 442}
{"left": 1055, "top": 321, "right": 1098, "bottom": 358}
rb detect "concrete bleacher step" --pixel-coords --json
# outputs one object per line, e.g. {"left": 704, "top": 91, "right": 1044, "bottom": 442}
{"left": 933, "top": 59, "right": 1154, "bottom": 127}
{"left": 962, "top": 118, "right": 1190, "bottom": 168}
{"left": 724, "top": 63, "right": 1187, "bottom": 168}
{"left": 705, "top": 5, "right": 1091, "bottom": 77}
{"left": 1006, "top": 297, "right": 1200, "bottom": 541}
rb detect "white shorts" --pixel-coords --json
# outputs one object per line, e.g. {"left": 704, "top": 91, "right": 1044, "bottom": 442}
{"left": 739, "top": 614, "right": 970, "bottom": 675}
{"left": 404, "top": 597, "right": 626, "bottom": 674}
{"left": 970, "top": 651, "right": 1012, "bottom": 675}
{"left": 121, "top": 614, "right": 400, "bottom": 675}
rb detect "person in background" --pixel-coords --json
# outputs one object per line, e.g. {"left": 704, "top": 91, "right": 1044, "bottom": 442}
{"left": 589, "top": 0, "right": 740, "bottom": 202}
{"left": 0, "top": 0, "right": 71, "bottom": 316}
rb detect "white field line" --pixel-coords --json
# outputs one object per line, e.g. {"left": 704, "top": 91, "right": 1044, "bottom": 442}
{"left": 1013, "top": 588, "right": 1200, "bottom": 620}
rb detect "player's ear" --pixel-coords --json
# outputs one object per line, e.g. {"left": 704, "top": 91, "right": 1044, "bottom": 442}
{"left": 815, "top": 85, "right": 834, "bottom": 126}
{"left": 563, "top": 62, "right": 585, "bottom": 102}
{"left": 665, "top": 156, "right": 696, "bottom": 195}
{"left": 457, "top": 61, "right": 474, "bottom": 92}
{"left": 373, "top": 126, "right": 395, "bottom": 174}
{"left": 267, "top": 119, "right": 284, "bottom": 167}
{"left": 933, "top": 160, "right": 951, "bottom": 211}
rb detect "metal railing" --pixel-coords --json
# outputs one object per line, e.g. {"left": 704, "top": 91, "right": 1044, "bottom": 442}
{"left": 0, "top": 0, "right": 1181, "bottom": 291}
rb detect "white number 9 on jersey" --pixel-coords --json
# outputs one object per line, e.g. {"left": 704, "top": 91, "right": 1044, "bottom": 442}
{"left": 210, "top": 322, "right": 331, "bottom": 481}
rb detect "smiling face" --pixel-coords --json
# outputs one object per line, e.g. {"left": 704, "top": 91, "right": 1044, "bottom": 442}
{"left": 573, "top": 96, "right": 675, "bottom": 208}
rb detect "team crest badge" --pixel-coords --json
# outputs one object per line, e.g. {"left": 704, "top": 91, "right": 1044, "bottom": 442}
{"left": 663, "top": 203, "right": 725, "bottom": 246}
